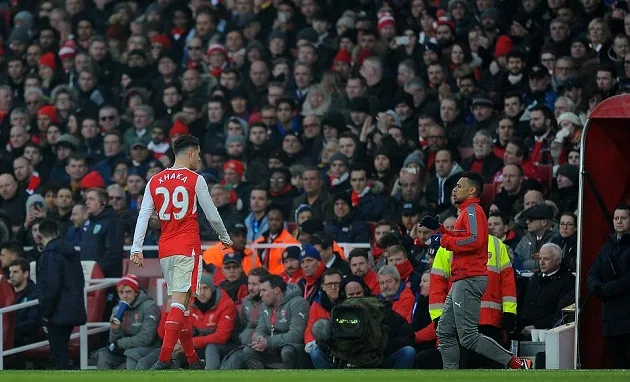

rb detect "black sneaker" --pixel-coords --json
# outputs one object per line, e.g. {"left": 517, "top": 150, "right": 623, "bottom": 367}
{"left": 151, "top": 360, "right": 180, "bottom": 370}
{"left": 189, "top": 359, "right": 205, "bottom": 370}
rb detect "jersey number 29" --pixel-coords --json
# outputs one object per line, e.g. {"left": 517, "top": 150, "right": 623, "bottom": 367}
{"left": 155, "top": 186, "right": 196, "bottom": 220}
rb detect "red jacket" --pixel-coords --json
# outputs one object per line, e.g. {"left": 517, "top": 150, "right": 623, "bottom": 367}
{"left": 304, "top": 300, "right": 331, "bottom": 343}
{"left": 439, "top": 198, "right": 489, "bottom": 282}
{"left": 363, "top": 269, "right": 380, "bottom": 295}
{"left": 414, "top": 323, "right": 437, "bottom": 343}
{"left": 383, "top": 283, "right": 415, "bottom": 323}
{"left": 189, "top": 288, "right": 238, "bottom": 349}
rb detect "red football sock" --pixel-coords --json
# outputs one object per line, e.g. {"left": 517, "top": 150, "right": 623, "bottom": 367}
{"left": 180, "top": 312, "right": 199, "bottom": 364}
{"left": 159, "top": 304, "right": 185, "bottom": 363}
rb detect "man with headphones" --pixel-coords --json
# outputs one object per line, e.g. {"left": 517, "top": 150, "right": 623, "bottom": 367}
{"left": 80, "top": 188, "right": 125, "bottom": 278}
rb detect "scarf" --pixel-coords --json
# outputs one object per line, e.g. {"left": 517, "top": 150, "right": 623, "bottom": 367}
{"left": 363, "top": 269, "right": 379, "bottom": 295}
{"left": 221, "top": 274, "right": 247, "bottom": 302}
{"left": 194, "top": 294, "right": 216, "bottom": 314}
{"left": 26, "top": 171, "right": 41, "bottom": 195}
{"left": 350, "top": 186, "right": 371, "bottom": 207}
{"left": 282, "top": 268, "right": 303, "bottom": 284}
{"left": 508, "top": 73, "right": 523, "bottom": 85}
{"left": 395, "top": 260, "right": 414, "bottom": 281}
{"left": 329, "top": 172, "right": 349, "bottom": 187}
{"left": 172, "top": 27, "right": 185, "bottom": 40}
{"left": 303, "top": 262, "right": 325, "bottom": 300}
{"left": 270, "top": 184, "right": 293, "bottom": 197}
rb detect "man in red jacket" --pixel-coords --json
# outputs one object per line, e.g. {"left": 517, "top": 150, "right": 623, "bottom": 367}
{"left": 420, "top": 172, "right": 531, "bottom": 370}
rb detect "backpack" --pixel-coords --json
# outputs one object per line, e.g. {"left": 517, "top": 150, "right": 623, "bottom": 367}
{"left": 328, "top": 297, "right": 389, "bottom": 368}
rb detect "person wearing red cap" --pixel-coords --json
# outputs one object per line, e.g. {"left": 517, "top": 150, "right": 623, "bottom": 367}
{"left": 435, "top": 20, "right": 455, "bottom": 47}
{"left": 37, "top": 105, "right": 59, "bottom": 138}
{"left": 95, "top": 274, "right": 162, "bottom": 369}
{"left": 377, "top": 15, "right": 397, "bottom": 41}
{"left": 38, "top": 52, "right": 58, "bottom": 95}
{"left": 221, "top": 159, "right": 251, "bottom": 210}
{"left": 58, "top": 46, "right": 76, "bottom": 73}
{"left": 332, "top": 49, "right": 352, "bottom": 78}
{"left": 207, "top": 43, "right": 228, "bottom": 78}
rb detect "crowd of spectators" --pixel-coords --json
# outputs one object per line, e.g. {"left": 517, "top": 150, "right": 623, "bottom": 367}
{"left": 0, "top": 0, "right": 629, "bottom": 370}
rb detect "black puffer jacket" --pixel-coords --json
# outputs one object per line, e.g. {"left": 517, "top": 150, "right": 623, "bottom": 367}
{"left": 519, "top": 266, "right": 575, "bottom": 330}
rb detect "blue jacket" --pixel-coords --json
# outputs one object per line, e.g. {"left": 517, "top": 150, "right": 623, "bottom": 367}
{"left": 80, "top": 207, "right": 124, "bottom": 277}
{"left": 325, "top": 210, "right": 370, "bottom": 243}
{"left": 244, "top": 212, "right": 269, "bottom": 243}
{"left": 36, "top": 238, "right": 87, "bottom": 326}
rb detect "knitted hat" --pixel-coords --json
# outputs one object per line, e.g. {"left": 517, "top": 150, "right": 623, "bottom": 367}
{"left": 557, "top": 112, "right": 582, "bottom": 128}
{"left": 223, "top": 159, "right": 245, "bottom": 176}
{"left": 168, "top": 120, "right": 189, "bottom": 140}
{"left": 200, "top": 273, "right": 214, "bottom": 288}
{"left": 151, "top": 34, "right": 172, "bottom": 49}
{"left": 14, "top": 11, "right": 34, "bottom": 27}
{"left": 321, "top": 111, "right": 348, "bottom": 132}
{"left": 56, "top": 134, "right": 80, "bottom": 149}
{"left": 333, "top": 192, "right": 353, "bottom": 208}
{"left": 377, "top": 15, "right": 395, "bottom": 31}
{"left": 282, "top": 246, "right": 302, "bottom": 262}
{"left": 80, "top": 171, "right": 106, "bottom": 190}
{"left": 300, "top": 219, "right": 324, "bottom": 235}
{"left": 117, "top": 274, "right": 139, "bottom": 293}
{"left": 39, "top": 53, "right": 57, "bottom": 71}
{"left": 436, "top": 19, "right": 455, "bottom": 33}
{"left": 25, "top": 194, "right": 47, "bottom": 215}
{"left": 385, "top": 110, "right": 402, "bottom": 127}
{"left": 297, "top": 27, "right": 319, "bottom": 43}
{"left": 8, "top": 25, "right": 31, "bottom": 45}
{"left": 268, "top": 30, "right": 288, "bottom": 44}
{"left": 334, "top": 49, "right": 352, "bottom": 64}
{"left": 294, "top": 204, "right": 313, "bottom": 223}
{"left": 557, "top": 164, "right": 579, "bottom": 185}
{"left": 207, "top": 43, "right": 227, "bottom": 56}
{"left": 225, "top": 134, "right": 246, "bottom": 149}
{"left": 37, "top": 105, "right": 59, "bottom": 123}
{"left": 329, "top": 152, "right": 350, "bottom": 167}
{"left": 349, "top": 97, "right": 371, "bottom": 114}
{"left": 58, "top": 46, "right": 76, "bottom": 61}
{"left": 336, "top": 16, "right": 356, "bottom": 30}
{"left": 403, "top": 151, "right": 424, "bottom": 168}
{"left": 494, "top": 35, "right": 513, "bottom": 58}
{"left": 300, "top": 244, "right": 321, "bottom": 262}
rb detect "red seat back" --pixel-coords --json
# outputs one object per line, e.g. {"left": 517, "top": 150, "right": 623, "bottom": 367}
{"left": 0, "top": 275, "right": 16, "bottom": 350}
{"left": 82, "top": 261, "right": 106, "bottom": 322}
{"left": 537, "top": 164, "right": 553, "bottom": 193}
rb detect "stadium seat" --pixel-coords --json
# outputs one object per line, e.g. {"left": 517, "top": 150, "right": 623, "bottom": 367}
{"left": 480, "top": 184, "right": 496, "bottom": 210}
{"left": 537, "top": 164, "right": 553, "bottom": 193}
{"left": 287, "top": 222, "right": 297, "bottom": 234}
{"left": 0, "top": 274, "right": 16, "bottom": 351}
{"left": 129, "top": 259, "right": 163, "bottom": 289}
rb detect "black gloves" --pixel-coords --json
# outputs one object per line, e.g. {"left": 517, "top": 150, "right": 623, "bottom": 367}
{"left": 502, "top": 313, "right": 517, "bottom": 332}
{"left": 420, "top": 215, "right": 440, "bottom": 230}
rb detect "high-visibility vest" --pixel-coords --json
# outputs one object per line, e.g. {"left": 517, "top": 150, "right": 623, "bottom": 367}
{"left": 429, "top": 235, "right": 517, "bottom": 328}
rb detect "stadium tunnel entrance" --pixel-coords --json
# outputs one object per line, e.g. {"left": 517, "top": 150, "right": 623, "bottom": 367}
{"left": 577, "top": 94, "right": 630, "bottom": 369}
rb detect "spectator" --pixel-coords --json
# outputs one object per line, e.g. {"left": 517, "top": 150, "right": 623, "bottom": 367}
{"left": 325, "top": 193, "right": 370, "bottom": 243}
{"left": 48, "top": 186, "right": 74, "bottom": 237}
{"left": 386, "top": 245, "right": 423, "bottom": 296}
{"left": 0, "top": 173, "right": 27, "bottom": 230}
{"left": 280, "top": 246, "right": 304, "bottom": 284}
{"left": 587, "top": 204, "right": 630, "bottom": 369}
{"left": 80, "top": 188, "right": 124, "bottom": 278}
{"left": 244, "top": 187, "right": 270, "bottom": 243}
{"left": 0, "top": 240, "right": 24, "bottom": 275}
{"left": 220, "top": 253, "right": 248, "bottom": 305}
{"left": 36, "top": 219, "right": 87, "bottom": 370}
{"left": 202, "top": 222, "right": 260, "bottom": 282}
{"left": 553, "top": 164, "right": 579, "bottom": 214}
{"left": 95, "top": 274, "right": 161, "bottom": 369}
{"left": 297, "top": 244, "right": 325, "bottom": 303}
{"left": 515, "top": 204, "right": 559, "bottom": 272}
{"left": 8, "top": 257, "right": 41, "bottom": 347}
{"left": 463, "top": 130, "right": 504, "bottom": 184}
{"left": 425, "top": 149, "right": 463, "bottom": 214}
{"left": 309, "top": 232, "right": 350, "bottom": 275}
{"left": 253, "top": 203, "right": 299, "bottom": 275}
{"left": 349, "top": 165, "right": 390, "bottom": 222}
{"left": 552, "top": 212, "right": 578, "bottom": 273}
{"left": 378, "top": 265, "right": 415, "bottom": 323}
{"left": 243, "top": 275, "right": 309, "bottom": 369}
{"left": 269, "top": 168, "right": 300, "bottom": 213}
{"left": 291, "top": 167, "right": 334, "bottom": 222}
{"left": 518, "top": 243, "right": 574, "bottom": 339}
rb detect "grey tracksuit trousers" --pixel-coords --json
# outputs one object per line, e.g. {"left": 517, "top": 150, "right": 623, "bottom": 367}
{"left": 437, "top": 276, "right": 513, "bottom": 369}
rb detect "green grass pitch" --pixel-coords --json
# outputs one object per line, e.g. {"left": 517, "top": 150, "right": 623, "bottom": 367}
{"left": 2, "top": 370, "right": 630, "bottom": 381}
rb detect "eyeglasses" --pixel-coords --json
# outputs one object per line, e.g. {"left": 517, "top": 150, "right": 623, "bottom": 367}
{"left": 109, "top": 196, "right": 123, "bottom": 201}
{"left": 100, "top": 116, "right": 115, "bottom": 121}
{"left": 323, "top": 282, "right": 340, "bottom": 289}
{"left": 559, "top": 222, "right": 575, "bottom": 227}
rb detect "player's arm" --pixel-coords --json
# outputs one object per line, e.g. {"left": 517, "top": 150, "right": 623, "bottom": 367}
{"left": 131, "top": 182, "right": 155, "bottom": 255}
{"left": 440, "top": 205, "right": 484, "bottom": 252}
{"left": 195, "top": 176, "right": 232, "bottom": 246}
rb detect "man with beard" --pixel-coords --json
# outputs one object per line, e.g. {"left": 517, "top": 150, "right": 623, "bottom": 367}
{"left": 325, "top": 193, "right": 370, "bottom": 243}
{"left": 280, "top": 246, "right": 303, "bottom": 284}
{"left": 219, "top": 267, "right": 270, "bottom": 370}
{"left": 387, "top": 245, "right": 422, "bottom": 296}
{"left": 378, "top": 264, "right": 415, "bottom": 323}
{"left": 305, "top": 268, "right": 343, "bottom": 366}
{"left": 526, "top": 104, "right": 556, "bottom": 165}
{"left": 254, "top": 204, "right": 299, "bottom": 275}
{"left": 219, "top": 253, "right": 249, "bottom": 305}
{"left": 421, "top": 171, "right": 530, "bottom": 369}
{"left": 309, "top": 233, "right": 350, "bottom": 276}
{"left": 493, "top": 51, "right": 528, "bottom": 100}
{"left": 348, "top": 248, "right": 379, "bottom": 295}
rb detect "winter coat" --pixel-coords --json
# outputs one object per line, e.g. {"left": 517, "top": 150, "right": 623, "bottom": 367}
{"left": 325, "top": 210, "right": 370, "bottom": 243}
{"left": 190, "top": 287, "right": 238, "bottom": 348}
{"left": 109, "top": 290, "right": 161, "bottom": 350}
{"left": 515, "top": 229, "right": 559, "bottom": 272}
{"left": 79, "top": 207, "right": 125, "bottom": 277}
{"left": 462, "top": 154, "right": 504, "bottom": 184}
{"left": 239, "top": 294, "right": 263, "bottom": 345}
{"left": 355, "top": 191, "right": 391, "bottom": 222}
{"left": 15, "top": 280, "right": 41, "bottom": 345}
{"left": 587, "top": 234, "right": 630, "bottom": 336}
{"left": 254, "top": 284, "right": 310, "bottom": 349}
{"left": 425, "top": 163, "right": 464, "bottom": 213}
{"left": 552, "top": 234, "right": 578, "bottom": 273}
{"left": 291, "top": 191, "right": 334, "bottom": 222}
{"left": 519, "top": 266, "right": 575, "bottom": 330}
{"left": 304, "top": 290, "right": 336, "bottom": 343}
{"left": 36, "top": 238, "right": 87, "bottom": 326}
{"left": 379, "top": 282, "right": 415, "bottom": 324}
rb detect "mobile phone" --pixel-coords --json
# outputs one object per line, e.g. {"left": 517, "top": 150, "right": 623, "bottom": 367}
{"left": 33, "top": 201, "right": 45, "bottom": 210}
{"left": 395, "top": 36, "right": 409, "bottom": 45}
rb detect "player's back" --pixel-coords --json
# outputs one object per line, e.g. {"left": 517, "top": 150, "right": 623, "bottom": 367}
{"left": 149, "top": 167, "right": 201, "bottom": 257}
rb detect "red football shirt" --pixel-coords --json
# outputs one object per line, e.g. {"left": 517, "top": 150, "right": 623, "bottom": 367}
{"left": 131, "top": 167, "right": 230, "bottom": 259}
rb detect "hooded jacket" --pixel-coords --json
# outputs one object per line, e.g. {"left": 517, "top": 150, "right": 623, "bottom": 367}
{"left": 36, "top": 238, "right": 87, "bottom": 326}
{"left": 425, "top": 162, "right": 464, "bottom": 213}
{"left": 190, "top": 287, "right": 238, "bottom": 349}
{"left": 239, "top": 293, "right": 263, "bottom": 345}
{"left": 110, "top": 289, "right": 161, "bottom": 350}
{"left": 254, "top": 284, "right": 310, "bottom": 349}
